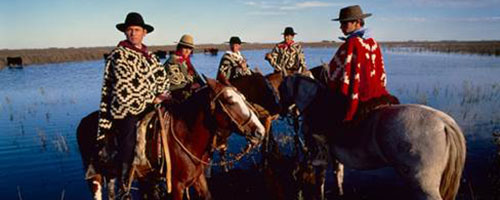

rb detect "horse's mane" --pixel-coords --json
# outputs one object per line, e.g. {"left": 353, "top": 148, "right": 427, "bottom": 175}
{"left": 280, "top": 75, "right": 344, "bottom": 133}
{"left": 229, "top": 74, "right": 281, "bottom": 115}
{"left": 167, "top": 86, "right": 213, "bottom": 129}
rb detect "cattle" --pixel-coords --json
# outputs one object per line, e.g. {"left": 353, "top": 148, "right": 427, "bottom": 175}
{"left": 154, "top": 50, "right": 167, "bottom": 59}
{"left": 204, "top": 48, "right": 218, "bottom": 56}
{"left": 7, "top": 57, "right": 23, "bottom": 68}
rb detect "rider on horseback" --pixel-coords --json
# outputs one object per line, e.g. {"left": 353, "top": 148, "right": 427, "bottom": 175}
{"left": 96, "top": 12, "right": 169, "bottom": 196}
{"left": 305, "top": 5, "right": 400, "bottom": 173}
{"left": 217, "top": 36, "right": 253, "bottom": 83}
{"left": 328, "top": 5, "right": 399, "bottom": 125}
{"left": 163, "top": 34, "right": 206, "bottom": 103}
{"left": 265, "top": 27, "right": 307, "bottom": 76}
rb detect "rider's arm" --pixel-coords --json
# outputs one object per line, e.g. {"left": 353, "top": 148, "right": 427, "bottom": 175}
{"left": 97, "top": 53, "right": 122, "bottom": 138}
{"left": 341, "top": 39, "right": 361, "bottom": 122}
{"left": 297, "top": 44, "right": 307, "bottom": 73}
{"left": 266, "top": 45, "right": 281, "bottom": 72}
{"left": 217, "top": 55, "right": 233, "bottom": 82}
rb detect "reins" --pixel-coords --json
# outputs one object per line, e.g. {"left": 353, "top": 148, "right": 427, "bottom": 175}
{"left": 161, "top": 85, "right": 258, "bottom": 167}
{"left": 169, "top": 117, "right": 254, "bottom": 166}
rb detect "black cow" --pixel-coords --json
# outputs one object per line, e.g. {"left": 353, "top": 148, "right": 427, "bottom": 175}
{"left": 204, "top": 48, "right": 218, "bottom": 56}
{"left": 7, "top": 57, "right": 23, "bottom": 67}
{"left": 154, "top": 50, "right": 167, "bottom": 59}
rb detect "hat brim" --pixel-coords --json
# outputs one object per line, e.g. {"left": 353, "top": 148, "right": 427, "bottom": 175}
{"left": 332, "top": 13, "right": 372, "bottom": 21}
{"left": 225, "top": 41, "right": 247, "bottom": 44}
{"left": 281, "top": 32, "right": 297, "bottom": 35}
{"left": 177, "top": 42, "right": 195, "bottom": 49}
{"left": 116, "top": 23, "right": 154, "bottom": 33}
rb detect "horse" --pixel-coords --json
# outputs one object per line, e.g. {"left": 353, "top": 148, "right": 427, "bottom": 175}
{"left": 278, "top": 75, "right": 466, "bottom": 200}
{"left": 77, "top": 78, "right": 266, "bottom": 200}
{"left": 226, "top": 72, "right": 281, "bottom": 151}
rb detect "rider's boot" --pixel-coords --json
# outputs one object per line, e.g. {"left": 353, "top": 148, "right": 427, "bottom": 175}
{"left": 117, "top": 162, "right": 132, "bottom": 200}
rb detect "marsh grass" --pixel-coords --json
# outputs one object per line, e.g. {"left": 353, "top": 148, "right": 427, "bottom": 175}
{"left": 383, "top": 41, "right": 500, "bottom": 56}
{"left": 0, "top": 42, "right": 334, "bottom": 69}
{"left": 53, "top": 133, "right": 69, "bottom": 153}
{"left": 35, "top": 128, "right": 47, "bottom": 151}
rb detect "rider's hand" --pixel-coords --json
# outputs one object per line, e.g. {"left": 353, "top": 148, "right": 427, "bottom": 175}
{"left": 154, "top": 92, "right": 171, "bottom": 104}
{"left": 191, "top": 82, "right": 201, "bottom": 90}
{"left": 240, "top": 60, "right": 248, "bottom": 70}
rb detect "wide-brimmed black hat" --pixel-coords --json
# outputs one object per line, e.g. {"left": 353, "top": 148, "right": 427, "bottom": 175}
{"left": 116, "top": 12, "right": 154, "bottom": 33}
{"left": 227, "top": 36, "right": 245, "bottom": 44}
{"left": 332, "top": 5, "right": 372, "bottom": 22}
{"left": 282, "top": 27, "right": 297, "bottom": 35}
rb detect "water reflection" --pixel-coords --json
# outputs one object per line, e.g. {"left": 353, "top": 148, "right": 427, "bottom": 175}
{"left": 0, "top": 48, "right": 499, "bottom": 199}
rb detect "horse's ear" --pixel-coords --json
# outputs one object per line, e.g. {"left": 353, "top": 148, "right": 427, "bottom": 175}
{"left": 253, "top": 66, "right": 263, "bottom": 75}
{"left": 206, "top": 77, "right": 217, "bottom": 90}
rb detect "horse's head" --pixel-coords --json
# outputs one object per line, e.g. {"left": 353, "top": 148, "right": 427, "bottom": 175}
{"left": 206, "top": 78, "right": 266, "bottom": 146}
{"left": 278, "top": 75, "right": 321, "bottom": 115}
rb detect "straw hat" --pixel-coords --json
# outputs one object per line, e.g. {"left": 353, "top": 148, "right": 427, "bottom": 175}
{"left": 177, "top": 34, "right": 195, "bottom": 49}
{"left": 116, "top": 12, "right": 154, "bottom": 33}
{"left": 332, "top": 5, "right": 372, "bottom": 22}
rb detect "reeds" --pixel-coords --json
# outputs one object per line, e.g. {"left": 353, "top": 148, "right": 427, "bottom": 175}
{"left": 383, "top": 41, "right": 500, "bottom": 56}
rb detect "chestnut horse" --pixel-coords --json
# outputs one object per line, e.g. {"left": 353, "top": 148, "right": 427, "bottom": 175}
{"left": 77, "top": 78, "right": 265, "bottom": 200}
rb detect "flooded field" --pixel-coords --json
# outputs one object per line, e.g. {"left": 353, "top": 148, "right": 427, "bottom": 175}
{"left": 0, "top": 47, "right": 499, "bottom": 199}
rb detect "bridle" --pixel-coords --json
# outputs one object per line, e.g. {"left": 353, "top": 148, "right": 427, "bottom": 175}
{"left": 167, "top": 85, "right": 261, "bottom": 166}
{"left": 210, "top": 86, "right": 258, "bottom": 135}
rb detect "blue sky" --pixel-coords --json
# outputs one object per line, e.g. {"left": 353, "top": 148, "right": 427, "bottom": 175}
{"left": 1, "top": 0, "right": 499, "bottom": 49}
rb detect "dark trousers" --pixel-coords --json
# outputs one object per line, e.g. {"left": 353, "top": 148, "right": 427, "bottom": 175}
{"left": 114, "top": 115, "right": 139, "bottom": 165}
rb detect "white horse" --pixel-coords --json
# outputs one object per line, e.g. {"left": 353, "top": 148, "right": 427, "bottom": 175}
{"left": 278, "top": 75, "right": 466, "bottom": 200}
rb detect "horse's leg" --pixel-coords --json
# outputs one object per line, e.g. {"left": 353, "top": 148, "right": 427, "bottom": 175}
{"left": 88, "top": 174, "right": 103, "bottom": 200}
{"left": 334, "top": 161, "right": 344, "bottom": 196}
{"left": 107, "top": 178, "right": 117, "bottom": 200}
{"left": 192, "top": 172, "right": 212, "bottom": 200}
{"left": 261, "top": 116, "right": 275, "bottom": 169}
{"left": 172, "top": 181, "right": 186, "bottom": 200}
{"left": 137, "top": 175, "right": 164, "bottom": 200}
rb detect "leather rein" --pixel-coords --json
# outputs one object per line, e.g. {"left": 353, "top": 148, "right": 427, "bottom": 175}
{"left": 166, "top": 86, "right": 259, "bottom": 166}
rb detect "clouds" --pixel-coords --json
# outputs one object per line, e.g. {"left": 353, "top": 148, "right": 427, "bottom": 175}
{"left": 378, "top": 16, "right": 500, "bottom": 23}
{"left": 395, "top": 0, "right": 500, "bottom": 7}
{"left": 280, "top": 1, "right": 338, "bottom": 10}
{"left": 243, "top": 0, "right": 338, "bottom": 15}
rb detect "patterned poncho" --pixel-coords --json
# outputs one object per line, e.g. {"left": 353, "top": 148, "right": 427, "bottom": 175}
{"left": 163, "top": 52, "right": 202, "bottom": 102}
{"left": 217, "top": 51, "right": 252, "bottom": 81}
{"left": 98, "top": 42, "right": 168, "bottom": 137}
{"left": 327, "top": 34, "right": 389, "bottom": 121}
{"left": 267, "top": 41, "right": 307, "bottom": 75}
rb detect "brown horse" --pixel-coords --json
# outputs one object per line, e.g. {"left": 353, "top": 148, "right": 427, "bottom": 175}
{"left": 77, "top": 78, "right": 266, "bottom": 200}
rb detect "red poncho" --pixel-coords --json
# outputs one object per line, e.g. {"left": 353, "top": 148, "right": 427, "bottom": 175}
{"left": 327, "top": 36, "right": 389, "bottom": 121}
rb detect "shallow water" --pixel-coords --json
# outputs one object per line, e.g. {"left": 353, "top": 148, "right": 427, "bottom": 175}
{"left": 0, "top": 48, "right": 499, "bottom": 199}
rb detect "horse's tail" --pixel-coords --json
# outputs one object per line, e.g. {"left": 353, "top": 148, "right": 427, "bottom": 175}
{"left": 439, "top": 115, "right": 466, "bottom": 200}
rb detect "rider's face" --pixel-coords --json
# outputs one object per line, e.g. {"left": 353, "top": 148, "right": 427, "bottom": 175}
{"left": 340, "top": 20, "right": 360, "bottom": 35}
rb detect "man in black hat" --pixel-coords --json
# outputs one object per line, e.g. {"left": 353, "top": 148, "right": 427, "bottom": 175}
{"left": 217, "top": 36, "right": 253, "bottom": 82}
{"left": 97, "top": 12, "right": 168, "bottom": 195}
{"left": 265, "top": 27, "right": 307, "bottom": 76}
